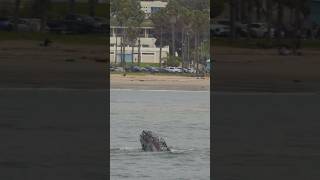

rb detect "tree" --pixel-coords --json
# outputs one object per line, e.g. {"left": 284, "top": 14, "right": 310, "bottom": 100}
{"left": 69, "top": 0, "right": 76, "bottom": 14}
{"left": 150, "top": 0, "right": 209, "bottom": 68}
{"left": 212, "top": 0, "right": 225, "bottom": 18}
{"left": 89, "top": 0, "right": 97, "bottom": 17}
{"left": 0, "top": 1, "right": 10, "bottom": 17}
{"left": 166, "top": 0, "right": 180, "bottom": 56}
{"left": 190, "top": 10, "right": 209, "bottom": 74}
{"left": 150, "top": 8, "right": 170, "bottom": 67}
{"left": 110, "top": 0, "right": 145, "bottom": 68}
{"left": 127, "top": 17, "right": 144, "bottom": 64}
{"left": 31, "top": 0, "right": 51, "bottom": 32}
{"left": 229, "top": 0, "right": 236, "bottom": 39}
{"left": 13, "top": 0, "right": 21, "bottom": 31}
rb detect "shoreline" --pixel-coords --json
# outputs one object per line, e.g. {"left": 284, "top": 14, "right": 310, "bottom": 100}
{"left": 1, "top": 40, "right": 319, "bottom": 92}
{"left": 110, "top": 74, "right": 210, "bottom": 91}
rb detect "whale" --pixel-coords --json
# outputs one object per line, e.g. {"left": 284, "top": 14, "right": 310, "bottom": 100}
{"left": 139, "top": 130, "right": 170, "bottom": 152}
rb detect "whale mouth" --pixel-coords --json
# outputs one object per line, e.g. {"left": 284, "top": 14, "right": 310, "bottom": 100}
{"left": 140, "top": 130, "right": 169, "bottom": 152}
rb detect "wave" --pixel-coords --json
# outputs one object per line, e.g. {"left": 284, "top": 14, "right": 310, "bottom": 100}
{"left": 110, "top": 88, "right": 209, "bottom": 93}
{"left": 110, "top": 147, "right": 198, "bottom": 155}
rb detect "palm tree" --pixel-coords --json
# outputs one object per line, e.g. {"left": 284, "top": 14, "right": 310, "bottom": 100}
{"left": 212, "top": 0, "right": 225, "bottom": 18}
{"left": 69, "top": 0, "right": 76, "bottom": 14}
{"left": 178, "top": 7, "right": 193, "bottom": 68}
{"left": 32, "top": 0, "right": 51, "bottom": 32}
{"left": 127, "top": 24, "right": 139, "bottom": 64}
{"left": 13, "top": 0, "right": 21, "bottom": 31}
{"left": 166, "top": 0, "right": 180, "bottom": 56}
{"left": 191, "top": 10, "right": 209, "bottom": 74}
{"left": 110, "top": 0, "right": 144, "bottom": 70}
{"left": 266, "top": 0, "right": 273, "bottom": 39}
{"left": 229, "top": 0, "right": 236, "bottom": 39}
{"left": 150, "top": 8, "right": 170, "bottom": 67}
{"left": 89, "top": 0, "right": 97, "bottom": 17}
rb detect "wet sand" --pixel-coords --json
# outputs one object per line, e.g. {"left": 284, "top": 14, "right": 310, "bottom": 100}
{"left": 110, "top": 74, "right": 210, "bottom": 91}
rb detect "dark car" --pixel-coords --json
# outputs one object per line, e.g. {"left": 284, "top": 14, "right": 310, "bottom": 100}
{"left": 64, "top": 14, "right": 96, "bottom": 34}
{"left": 47, "top": 20, "right": 68, "bottom": 34}
{"left": 0, "top": 17, "right": 13, "bottom": 31}
{"left": 92, "top": 17, "right": 108, "bottom": 33}
{"left": 145, "top": 66, "right": 159, "bottom": 73}
{"left": 48, "top": 14, "right": 96, "bottom": 34}
{"left": 159, "top": 67, "right": 169, "bottom": 73}
{"left": 130, "top": 65, "right": 142, "bottom": 72}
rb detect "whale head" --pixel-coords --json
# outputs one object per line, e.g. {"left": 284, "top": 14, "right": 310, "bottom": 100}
{"left": 140, "top": 130, "right": 169, "bottom": 152}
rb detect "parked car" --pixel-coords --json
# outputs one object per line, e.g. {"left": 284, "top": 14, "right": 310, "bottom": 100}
{"left": 159, "top": 67, "right": 169, "bottom": 73}
{"left": 140, "top": 67, "right": 148, "bottom": 72}
{"left": 212, "top": 19, "right": 246, "bottom": 37}
{"left": 165, "top": 66, "right": 182, "bottom": 73}
{"left": 5, "top": 18, "right": 40, "bottom": 32}
{"left": 47, "top": 20, "right": 68, "bottom": 34}
{"left": 212, "top": 20, "right": 230, "bottom": 37}
{"left": 145, "top": 66, "right": 159, "bottom": 73}
{"left": 114, "top": 67, "right": 124, "bottom": 72}
{"left": 64, "top": 14, "right": 96, "bottom": 34}
{"left": 183, "top": 67, "right": 196, "bottom": 73}
{"left": 0, "top": 17, "right": 13, "bottom": 31}
{"left": 110, "top": 66, "right": 116, "bottom": 72}
{"left": 48, "top": 14, "right": 96, "bottom": 34}
{"left": 92, "top": 17, "right": 107, "bottom": 33}
{"left": 247, "top": 22, "right": 275, "bottom": 38}
{"left": 130, "top": 65, "right": 142, "bottom": 72}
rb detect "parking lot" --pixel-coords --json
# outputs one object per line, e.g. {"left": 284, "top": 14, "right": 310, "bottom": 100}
{"left": 109, "top": 64, "right": 211, "bottom": 75}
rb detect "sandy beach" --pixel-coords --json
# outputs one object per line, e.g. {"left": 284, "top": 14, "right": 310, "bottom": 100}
{"left": 110, "top": 74, "right": 210, "bottom": 91}
{"left": 214, "top": 46, "right": 320, "bottom": 92}
{"left": 1, "top": 40, "right": 320, "bottom": 92}
{"left": 0, "top": 40, "right": 106, "bottom": 89}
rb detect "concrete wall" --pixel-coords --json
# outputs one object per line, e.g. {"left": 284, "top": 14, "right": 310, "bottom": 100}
{"left": 109, "top": 36, "right": 169, "bottom": 64}
{"left": 109, "top": 45, "right": 169, "bottom": 64}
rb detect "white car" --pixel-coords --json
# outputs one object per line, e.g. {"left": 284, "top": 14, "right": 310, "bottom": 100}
{"left": 212, "top": 20, "right": 230, "bottom": 37}
{"left": 165, "top": 67, "right": 181, "bottom": 73}
{"left": 183, "top": 67, "right": 196, "bottom": 73}
{"left": 212, "top": 19, "right": 247, "bottom": 37}
{"left": 247, "top": 23, "right": 275, "bottom": 38}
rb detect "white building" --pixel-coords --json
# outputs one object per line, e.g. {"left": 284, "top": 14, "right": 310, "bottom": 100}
{"left": 110, "top": 26, "right": 169, "bottom": 64}
{"left": 140, "top": 1, "right": 168, "bottom": 18}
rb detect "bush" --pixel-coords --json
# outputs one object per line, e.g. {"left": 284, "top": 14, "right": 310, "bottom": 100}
{"left": 165, "top": 56, "right": 181, "bottom": 67}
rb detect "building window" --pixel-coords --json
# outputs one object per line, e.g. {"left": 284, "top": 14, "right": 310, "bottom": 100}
{"left": 151, "top": 7, "right": 161, "bottom": 14}
{"left": 142, "top": 44, "right": 149, "bottom": 47}
{"left": 142, "top": 53, "right": 154, "bottom": 55}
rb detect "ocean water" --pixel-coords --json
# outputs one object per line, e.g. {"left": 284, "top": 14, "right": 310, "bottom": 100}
{"left": 110, "top": 89, "right": 210, "bottom": 180}
{"left": 0, "top": 88, "right": 107, "bottom": 179}
{"left": 213, "top": 92, "right": 320, "bottom": 179}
